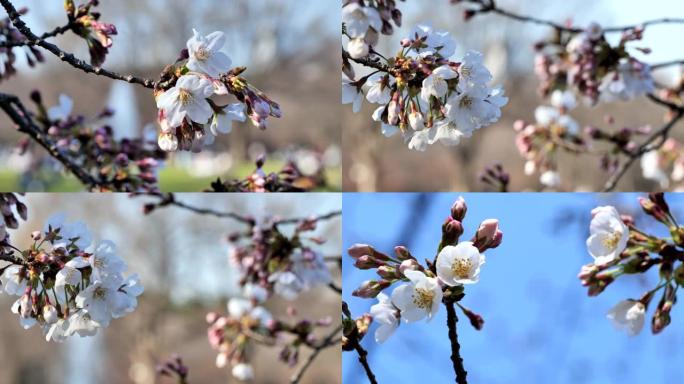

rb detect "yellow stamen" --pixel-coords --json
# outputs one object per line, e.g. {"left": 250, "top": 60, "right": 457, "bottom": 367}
{"left": 602, "top": 231, "right": 622, "bottom": 250}
{"left": 412, "top": 288, "right": 434, "bottom": 309}
{"left": 451, "top": 258, "right": 472, "bottom": 279}
{"left": 178, "top": 88, "right": 193, "bottom": 106}
{"left": 195, "top": 47, "right": 211, "bottom": 61}
{"left": 459, "top": 95, "right": 473, "bottom": 109}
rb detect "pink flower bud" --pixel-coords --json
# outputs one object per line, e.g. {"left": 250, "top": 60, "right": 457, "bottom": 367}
{"left": 394, "top": 245, "right": 413, "bottom": 260}
{"left": 399, "top": 259, "right": 420, "bottom": 275}
{"left": 451, "top": 197, "right": 467, "bottom": 221}
{"left": 348, "top": 244, "right": 374, "bottom": 259}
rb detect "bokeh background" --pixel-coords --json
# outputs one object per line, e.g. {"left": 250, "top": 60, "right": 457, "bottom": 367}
{"left": 343, "top": 193, "right": 684, "bottom": 383}
{"left": 0, "top": 0, "right": 341, "bottom": 191}
{"left": 0, "top": 193, "right": 341, "bottom": 384}
{"left": 343, "top": 0, "right": 684, "bottom": 192}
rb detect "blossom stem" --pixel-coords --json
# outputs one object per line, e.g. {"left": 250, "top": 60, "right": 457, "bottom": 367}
{"left": 289, "top": 323, "right": 342, "bottom": 384}
{"left": 353, "top": 342, "right": 378, "bottom": 384}
{"left": 0, "top": 0, "right": 158, "bottom": 89}
{"left": 445, "top": 300, "right": 468, "bottom": 384}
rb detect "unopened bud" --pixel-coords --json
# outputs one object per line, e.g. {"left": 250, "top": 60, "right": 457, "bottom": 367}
{"left": 376, "top": 265, "right": 399, "bottom": 279}
{"left": 352, "top": 280, "right": 390, "bottom": 298}
{"left": 399, "top": 259, "right": 420, "bottom": 275}
{"left": 442, "top": 218, "right": 464, "bottom": 245}
{"left": 459, "top": 304, "right": 484, "bottom": 330}
{"left": 450, "top": 197, "right": 467, "bottom": 221}
{"left": 394, "top": 245, "right": 414, "bottom": 260}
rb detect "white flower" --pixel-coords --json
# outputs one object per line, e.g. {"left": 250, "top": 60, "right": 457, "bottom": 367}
{"left": 66, "top": 311, "right": 100, "bottom": 337}
{"left": 586, "top": 206, "right": 629, "bottom": 266}
{"left": 599, "top": 59, "right": 655, "bottom": 102}
{"left": 641, "top": 150, "right": 669, "bottom": 188}
{"left": 391, "top": 270, "right": 442, "bottom": 323}
{"left": 42, "top": 304, "right": 58, "bottom": 325}
{"left": 421, "top": 65, "right": 458, "bottom": 101}
{"left": 244, "top": 283, "right": 268, "bottom": 303}
{"left": 156, "top": 74, "right": 214, "bottom": 128}
{"left": 607, "top": 300, "right": 645, "bottom": 336}
{"left": 457, "top": 51, "right": 492, "bottom": 91}
{"left": 44, "top": 319, "right": 70, "bottom": 342}
{"left": 342, "top": 77, "right": 364, "bottom": 113}
{"left": 409, "top": 24, "right": 457, "bottom": 58}
{"left": 209, "top": 103, "right": 246, "bottom": 137}
{"left": 366, "top": 73, "right": 394, "bottom": 104}
{"left": 550, "top": 89, "right": 577, "bottom": 110}
{"left": 291, "top": 250, "right": 332, "bottom": 289}
{"left": 347, "top": 37, "right": 370, "bottom": 59}
{"left": 269, "top": 271, "right": 304, "bottom": 300}
{"left": 232, "top": 363, "right": 255, "bottom": 381}
{"left": 407, "top": 129, "right": 430, "bottom": 151}
{"left": 408, "top": 111, "right": 425, "bottom": 131}
{"left": 54, "top": 264, "right": 82, "bottom": 289}
{"left": 369, "top": 292, "right": 399, "bottom": 343}
{"left": 158, "top": 132, "right": 179, "bottom": 152}
{"left": 44, "top": 213, "right": 92, "bottom": 250}
{"left": 11, "top": 297, "right": 36, "bottom": 329}
{"left": 186, "top": 29, "right": 232, "bottom": 78}
{"left": 47, "top": 94, "right": 73, "bottom": 122}
{"left": 540, "top": 170, "right": 561, "bottom": 188}
{"left": 444, "top": 87, "right": 493, "bottom": 136}
{"left": 68, "top": 240, "right": 126, "bottom": 283}
{"left": 0, "top": 265, "right": 27, "bottom": 296}
{"left": 342, "top": 3, "right": 382, "bottom": 38}
{"left": 75, "top": 274, "right": 127, "bottom": 326}
{"left": 436, "top": 242, "right": 485, "bottom": 286}
{"left": 111, "top": 273, "right": 144, "bottom": 318}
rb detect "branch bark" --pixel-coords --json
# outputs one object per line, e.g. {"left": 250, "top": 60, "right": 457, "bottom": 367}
{"left": 0, "top": 0, "right": 157, "bottom": 89}
{"left": 353, "top": 342, "right": 378, "bottom": 384}
{"left": 290, "top": 323, "right": 343, "bottom": 384}
{"left": 445, "top": 300, "right": 468, "bottom": 384}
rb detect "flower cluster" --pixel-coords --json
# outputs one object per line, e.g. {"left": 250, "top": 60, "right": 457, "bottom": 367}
{"left": 0, "top": 193, "right": 27, "bottom": 243}
{"left": 342, "top": 0, "right": 404, "bottom": 60}
{"left": 513, "top": 90, "right": 584, "bottom": 188}
{"left": 349, "top": 197, "right": 501, "bottom": 343}
{"left": 640, "top": 138, "right": 684, "bottom": 189}
{"left": 534, "top": 22, "right": 654, "bottom": 105}
{"left": 25, "top": 92, "right": 165, "bottom": 192}
{"left": 206, "top": 293, "right": 334, "bottom": 381}
{"left": 0, "top": 214, "right": 143, "bottom": 342}
{"left": 343, "top": 23, "right": 507, "bottom": 151}
{"left": 154, "top": 30, "right": 281, "bottom": 152}
{"left": 207, "top": 154, "right": 327, "bottom": 193}
{"left": 0, "top": 7, "right": 44, "bottom": 82}
{"left": 579, "top": 193, "right": 684, "bottom": 335}
{"left": 65, "top": 0, "right": 117, "bottom": 66}
{"left": 156, "top": 355, "right": 189, "bottom": 384}
{"left": 228, "top": 217, "right": 332, "bottom": 301}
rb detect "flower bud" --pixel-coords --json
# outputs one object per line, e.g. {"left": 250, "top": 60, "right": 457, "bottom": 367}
{"left": 459, "top": 304, "right": 484, "bottom": 331}
{"left": 376, "top": 265, "right": 399, "bottom": 279}
{"left": 348, "top": 244, "right": 374, "bottom": 260}
{"left": 42, "top": 304, "right": 58, "bottom": 324}
{"left": 472, "top": 219, "right": 502, "bottom": 251}
{"left": 638, "top": 196, "right": 670, "bottom": 226}
{"left": 354, "top": 255, "right": 385, "bottom": 270}
{"left": 450, "top": 197, "right": 467, "bottom": 221}
{"left": 399, "top": 259, "right": 421, "bottom": 275}
{"left": 442, "top": 218, "right": 464, "bottom": 245}
{"left": 394, "top": 245, "right": 414, "bottom": 260}
{"left": 352, "top": 280, "right": 390, "bottom": 298}
{"left": 30, "top": 231, "right": 41, "bottom": 241}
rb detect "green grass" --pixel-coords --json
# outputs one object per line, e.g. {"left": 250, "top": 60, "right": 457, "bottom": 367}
{"left": 0, "top": 164, "right": 342, "bottom": 192}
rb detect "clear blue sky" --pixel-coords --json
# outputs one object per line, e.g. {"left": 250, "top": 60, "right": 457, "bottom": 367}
{"left": 343, "top": 193, "right": 684, "bottom": 384}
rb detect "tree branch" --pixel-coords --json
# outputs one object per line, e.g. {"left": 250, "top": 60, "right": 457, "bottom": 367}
{"left": 290, "top": 323, "right": 343, "bottom": 384}
{"left": 0, "top": 93, "right": 99, "bottom": 188}
{"left": 327, "top": 282, "right": 342, "bottom": 295}
{"left": 445, "top": 300, "right": 468, "bottom": 384}
{"left": 603, "top": 108, "right": 684, "bottom": 191}
{"left": 353, "top": 342, "right": 378, "bottom": 384}
{"left": 0, "top": 0, "right": 157, "bottom": 89}
{"left": 0, "top": 20, "right": 75, "bottom": 48}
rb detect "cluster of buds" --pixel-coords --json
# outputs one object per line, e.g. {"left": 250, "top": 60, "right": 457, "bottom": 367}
{"left": 156, "top": 355, "right": 189, "bottom": 384}
{"left": 343, "top": 23, "right": 507, "bottom": 151}
{"left": 0, "top": 7, "right": 44, "bottom": 82}
{"left": 341, "top": 0, "right": 404, "bottom": 60}
{"left": 207, "top": 154, "right": 327, "bottom": 193}
{"left": 640, "top": 138, "right": 684, "bottom": 189}
{"left": 65, "top": 0, "right": 117, "bottom": 66}
{"left": 579, "top": 193, "right": 684, "bottom": 335}
{"left": 349, "top": 197, "right": 501, "bottom": 343}
{"left": 0, "top": 214, "right": 143, "bottom": 342}
{"left": 227, "top": 216, "right": 333, "bottom": 301}
{"left": 25, "top": 92, "right": 165, "bottom": 192}
{"left": 154, "top": 30, "right": 281, "bottom": 152}
{"left": 0, "top": 193, "right": 27, "bottom": 247}
{"left": 533, "top": 22, "right": 654, "bottom": 104}
{"left": 479, "top": 163, "right": 510, "bottom": 192}
{"left": 513, "top": 90, "right": 584, "bottom": 189}
{"left": 206, "top": 295, "right": 333, "bottom": 381}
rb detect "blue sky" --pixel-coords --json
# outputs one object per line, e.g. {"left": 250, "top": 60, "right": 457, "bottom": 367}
{"left": 343, "top": 193, "right": 684, "bottom": 384}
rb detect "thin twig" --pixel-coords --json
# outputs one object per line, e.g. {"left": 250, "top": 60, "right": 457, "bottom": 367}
{"left": 0, "top": 20, "right": 75, "bottom": 48}
{"left": 277, "top": 210, "right": 342, "bottom": 225}
{"left": 343, "top": 49, "right": 390, "bottom": 73}
{"left": 353, "top": 343, "right": 378, "bottom": 384}
{"left": 0, "top": 93, "right": 98, "bottom": 188}
{"left": 0, "top": 0, "right": 157, "bottom": 89}
{"left": 290, "top": 323, "right": 343, "bottom": 384}
{"left": 327, "top": 282, "right": 342, "bottom": 295}
{"left": 651, "top": 59, "right": 684, "bottom": 70}
{"left": 445, "top": 300, "right": 468, "bottom": 384}
{"left": 0, "top": 252, "right": 25, "bottom": 266}
{"left": 461, "top": 0, "right": 684, "bottom": 33}
{"left": 603, "top": 108, "right": 684, "bottom": 191}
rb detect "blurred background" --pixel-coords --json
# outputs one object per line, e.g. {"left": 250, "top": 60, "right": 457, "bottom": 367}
{"left": 0, "top": 193, "right": 341, "bottom": 384}
{"left": 0, "top": 0, "right": 341, "bottom": 191}
{"left": 343, "top": 0, "right": 684, "bottom": 192}
{"left": 343, "top": 193, "right": 684, "bottom": 383}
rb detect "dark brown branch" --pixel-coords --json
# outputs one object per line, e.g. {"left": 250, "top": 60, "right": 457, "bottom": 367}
{"left": 0, "top": 20, "right": 75, "bottom": 48}
{"left": 328, "top": 282, "right": 342, "bottom": 295}
{"left": 343, "top": 49, "right": 390, "bottom": 73}
{"left": 290, "top": 323, "right": 343, "bottom": 384}
{"left": 460, "top": 0, "right": 684, "bottom": 33}
{"left": 603, "top": 108, "right": 684, "bottom": 191}
{"left": 445, "top": 300, "right": 468, "bottom": 384}
{"left": 651, "top": 59, "right": 684, "bottom": 70}
{"left": 0, "top": 0, "right": 157, "bottom": 89}
{"left": 353, "top": 343, "right": 378, "bottom": 384}
{"left": 0, "top": 93, "right": 98, "bottom": 188}
{"left": 0, "top": 252, "right": 25, "bottom": 266}
{"left": 277, "top": 210, "right": 342, "bottom": 225}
